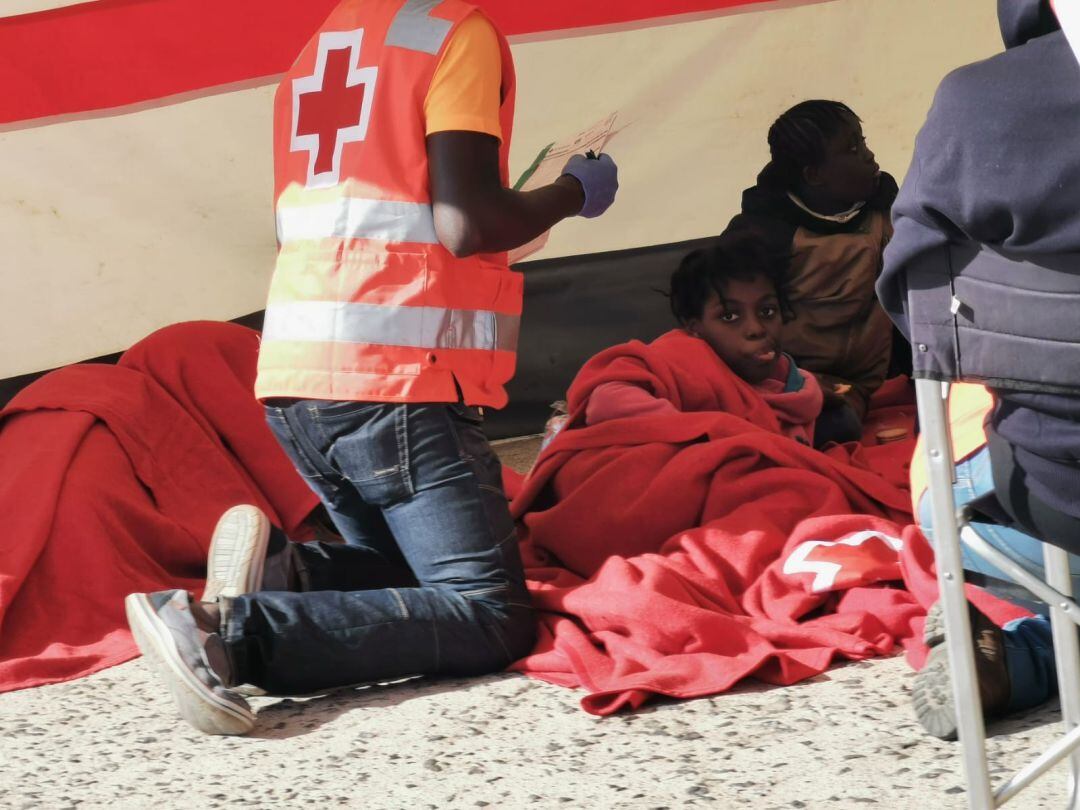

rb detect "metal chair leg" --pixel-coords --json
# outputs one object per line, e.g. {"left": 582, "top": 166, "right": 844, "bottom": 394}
{"left": 989, "top": 543, "right": 1080, "bottom": 805}
{"left": 956, "top": 524, "right": 1080, "bottom": 803}
{"left": 916, "top": 378, "right": 995, "bottom": 809}
{"left": 958, "top": 527, "right": 1080, "bottom": 626}
{"left": 1044, "top": 543, "right": 1080, "bottom": 809}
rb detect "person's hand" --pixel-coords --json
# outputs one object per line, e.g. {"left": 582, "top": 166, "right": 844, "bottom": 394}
{"left": 819, "top": 379, "right": 851, "bottom": 406}
{"left": 560, "top": 152, "right": 619, "bottom": 218}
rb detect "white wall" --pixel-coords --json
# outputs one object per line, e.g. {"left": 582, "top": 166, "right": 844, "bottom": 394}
{"left": 511, "top": 0, "right": 1003, "bottom": 257}
{"left": 0, "top": 0, "right": 1003, "bottom": 377}
{"left": 3, "top": 0, "right": 86, "bottom": 15}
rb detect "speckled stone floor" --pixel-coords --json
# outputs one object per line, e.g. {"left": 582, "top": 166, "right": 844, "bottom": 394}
{"left": 1, "top": 657, "right": 1070, "bottom": 808}
{"left": 0, "top": 437, "right": 1073, "bottom": 808}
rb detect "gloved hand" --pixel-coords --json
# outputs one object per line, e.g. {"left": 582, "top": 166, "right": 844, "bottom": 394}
{"left": 560, "top": 152, "right": 619, "bottom": 218}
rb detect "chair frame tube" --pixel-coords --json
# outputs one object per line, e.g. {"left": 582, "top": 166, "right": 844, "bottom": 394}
{"left": 917, "top": 378, "right": 1080, "bottom": 808}
{"left": 917, "top": 379, "right": 995, "bottom": 807}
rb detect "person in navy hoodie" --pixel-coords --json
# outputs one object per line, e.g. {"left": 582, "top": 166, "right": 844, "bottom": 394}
{"left": 877, "top": 0, "right": 1080, "bottom": 738}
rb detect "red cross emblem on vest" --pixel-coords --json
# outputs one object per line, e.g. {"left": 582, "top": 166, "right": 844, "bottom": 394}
{"left": 291, "top": 29, "right": 378, "bottom": 189}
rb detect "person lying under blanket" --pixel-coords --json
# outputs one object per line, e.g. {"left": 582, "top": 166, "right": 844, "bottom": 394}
{"left": 0, "top": 321, "right": 328, "bottom": 694}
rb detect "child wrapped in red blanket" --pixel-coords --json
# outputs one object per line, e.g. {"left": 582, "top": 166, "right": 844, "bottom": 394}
{"left": 508, "top": 235, "right": 934, "bottom": 714}
{"left": 584, "top": 237, "right": 823, "bottom": 447}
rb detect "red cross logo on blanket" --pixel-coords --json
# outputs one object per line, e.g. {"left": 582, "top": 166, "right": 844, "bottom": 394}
{"left": 782, "top": 530, "right": 904, "bottom": 594}
{"left": 291, "top": 29, "right": 378, "bottom": 189}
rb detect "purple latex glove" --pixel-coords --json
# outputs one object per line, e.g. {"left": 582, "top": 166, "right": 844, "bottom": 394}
{"left": 560, "top": 152, "right": 619, "bottom": 218}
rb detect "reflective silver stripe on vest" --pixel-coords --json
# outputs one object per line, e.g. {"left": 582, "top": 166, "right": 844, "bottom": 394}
{"left": 277, "top": 199, "right": 439, "bottom": 245}
{"left": 385, "top": 0, "right": 454, "bottom": 55}
{"left": 263, "top": 300, "right": 520, "bottom": 353}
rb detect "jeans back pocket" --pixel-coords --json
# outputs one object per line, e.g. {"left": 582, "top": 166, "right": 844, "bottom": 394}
{"left": 318, "top": 402, "right": 414, "bottom": 506}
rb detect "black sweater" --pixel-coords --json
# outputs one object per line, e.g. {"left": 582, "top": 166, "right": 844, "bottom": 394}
{"left": 877, "top": 0, "right": 1080, "bottom": 517}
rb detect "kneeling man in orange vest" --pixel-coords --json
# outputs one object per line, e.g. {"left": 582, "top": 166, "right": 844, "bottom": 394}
{"left": 124, "top": 0, "right": 618, "bottom": 735}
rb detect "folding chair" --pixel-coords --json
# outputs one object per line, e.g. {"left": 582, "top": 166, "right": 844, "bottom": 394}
{"left": 913, "top": 242, "right": 1080, "bottom": 808}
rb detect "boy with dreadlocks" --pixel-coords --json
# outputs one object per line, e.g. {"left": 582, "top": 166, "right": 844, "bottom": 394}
{"left": 726, "top": 100, "right": 903, "bottom": 447}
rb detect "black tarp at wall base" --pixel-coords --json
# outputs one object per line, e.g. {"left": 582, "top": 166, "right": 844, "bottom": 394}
{"left": 0, "top": 311, "right": 269, "bottom": 414}
{"left": 0, "top": 237, "right": 718, "bottom": 440}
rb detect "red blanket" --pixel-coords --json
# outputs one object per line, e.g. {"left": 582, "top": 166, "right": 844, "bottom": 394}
{"left": 508, "top": 331, "right": 1025, "bottom": 715}
{"left": 0, "top": 322, "right": 317, "bottom": 693}
{"left": 4, "top": 322, "right": 1026, "bottom": 705}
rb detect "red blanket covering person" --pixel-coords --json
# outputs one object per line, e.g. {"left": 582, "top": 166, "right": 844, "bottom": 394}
{"left": 507, "top": 330, "right": 1025, "bottom": 714}
{"left": 3, "top": 321, "right": 1027, "bottom": 707}
{"left": 585, "top": 351, "right": 823, "bottom": 445}
{"left": 0, "top": 322, "right": 317, "bottom": 693}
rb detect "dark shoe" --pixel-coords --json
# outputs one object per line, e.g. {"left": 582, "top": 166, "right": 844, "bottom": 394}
{"left": 912, "top": 600, "right": 1011, "bottom": 740}
{"left": 202, "top": 505, "right": 270, "bottom": 602}
{"left": 125, "top": 589, "right": 254, "bottom": 735}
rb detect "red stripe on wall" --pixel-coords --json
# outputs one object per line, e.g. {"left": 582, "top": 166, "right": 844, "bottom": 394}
{"left": 0, "top": 0, "right": 768, "bottom": 126}
{"left": 490, "top": 0, "right": 770, "bottom": 36}
{"left": 0, "top": 0, "right": 337, "bottom": 125}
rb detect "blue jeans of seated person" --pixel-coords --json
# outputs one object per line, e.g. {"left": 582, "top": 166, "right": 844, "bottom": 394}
{"left": 219, "top": 399, "right": 536, "bottom": 695}
{"left": 917, "top": 445, "right": 1067, "bottom": 712}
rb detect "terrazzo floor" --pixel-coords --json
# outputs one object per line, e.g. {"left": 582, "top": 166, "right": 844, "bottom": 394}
{"left": 0, "top": 437, "right": 1072, "bottom": 808}
{"left": 1, "top": 656, "right": 1070, "bottom": 808}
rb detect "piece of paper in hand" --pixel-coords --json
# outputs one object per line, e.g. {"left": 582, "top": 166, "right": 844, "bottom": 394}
{"left": 508, "top": 112, "right": 620, "bottom": 265}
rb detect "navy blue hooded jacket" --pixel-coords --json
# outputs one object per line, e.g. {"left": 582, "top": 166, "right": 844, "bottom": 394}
{"left": 877, "top": 0, "right": 1080, "bottom": 517}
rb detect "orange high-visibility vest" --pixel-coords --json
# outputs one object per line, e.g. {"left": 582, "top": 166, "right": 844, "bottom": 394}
{"left": 255, "top": 0, "right": 521, "bottom": 408}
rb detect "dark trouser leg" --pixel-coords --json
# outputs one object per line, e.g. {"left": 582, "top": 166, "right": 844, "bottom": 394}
{"left": 985, "top": 430, "right": 1080, "bottom": 711}
{"left": 1001, "top": 614, "right": 1056, "bottom": 712}
{"left": 262, "top": 526, "right": 419, "bottom": 593}
{"left": 988, "top": 429, "right": 1080, "bottom": 557}
{"left": 917, "top": 444, "right": 1074, "bottom": 710}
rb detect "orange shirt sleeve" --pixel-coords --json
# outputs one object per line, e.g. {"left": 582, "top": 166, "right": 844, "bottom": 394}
{"left": 423, "top": 12, "right": 503, "bottom": 141}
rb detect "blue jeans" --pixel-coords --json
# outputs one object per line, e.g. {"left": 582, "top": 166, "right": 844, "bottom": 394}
{"left": 917, "top": 445, "right": 1062, "bottom": 711}
{"left": 220, "top": 399, "right": 536, "bottom": 695}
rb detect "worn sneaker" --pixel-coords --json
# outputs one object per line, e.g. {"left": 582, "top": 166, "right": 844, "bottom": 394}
{"left": 125, "top": 589, "right": 255, "bottom": 735}
{"left": 912, "top": 600, "right": 1011, "bottom": 740}
{"left": 202, "top": 505, "right": 270, "bottom": 602}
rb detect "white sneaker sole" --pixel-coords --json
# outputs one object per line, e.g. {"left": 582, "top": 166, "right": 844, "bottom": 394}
{"left": 912, "top": 644, "right": 957, "bottom": 740}
{"left": 923, "top": 601, "right": 946, "bottom": 647}
{"left": 125, "top": 593, "right": 255, "bottom": 736}
{"left": 202, "top": 505, "right": 270, "bottom": 602}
